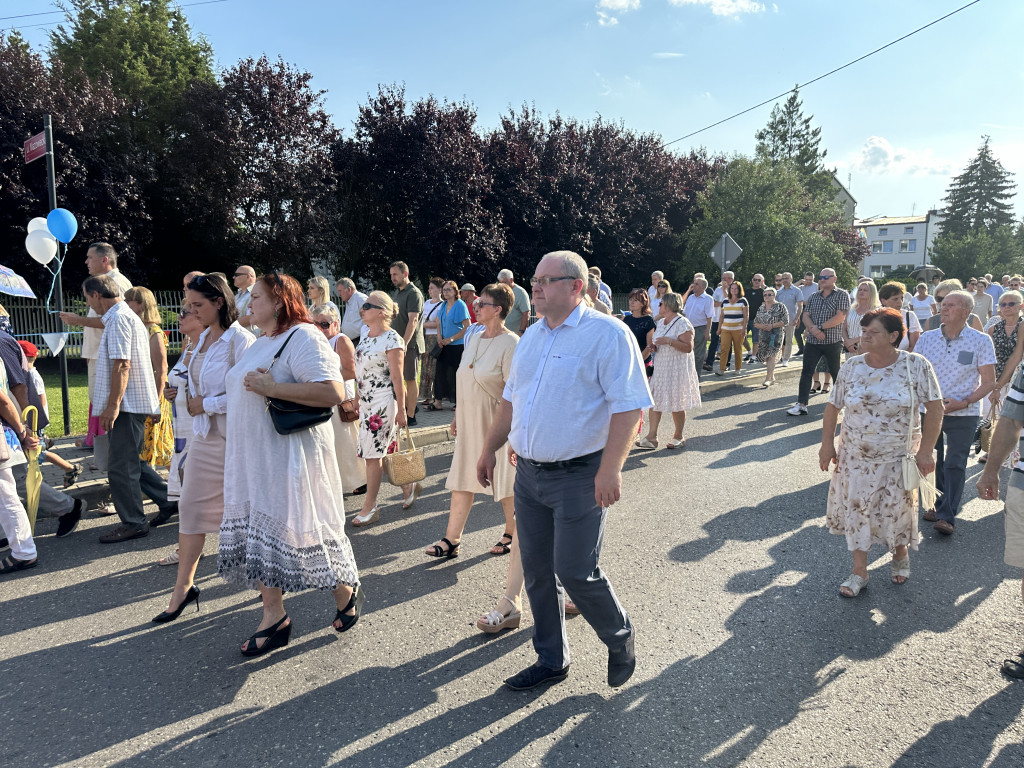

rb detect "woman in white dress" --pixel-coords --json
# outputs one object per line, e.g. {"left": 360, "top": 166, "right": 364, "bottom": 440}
{"left": 636, "top": 292, "right": 701, "bottom": 449}
{"left": 218, "top": 272, "right": 362, "bottom": 657}
{"left": 311, "top": 304, "right": 367, "bottom": 495}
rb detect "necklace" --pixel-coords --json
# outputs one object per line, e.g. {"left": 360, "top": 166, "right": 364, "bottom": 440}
{"left": 467, "top": 331, "right": 503, "bottom": 368}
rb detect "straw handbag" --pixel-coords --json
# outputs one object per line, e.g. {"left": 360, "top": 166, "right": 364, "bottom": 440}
{"left": 384, "top": 426, "right": 426, "bottom": 486}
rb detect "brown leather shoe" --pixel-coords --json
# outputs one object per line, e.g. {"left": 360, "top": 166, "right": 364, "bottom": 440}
{"left": 922, "top": 509, "right": 938, "bottom": 522}
{"left": 933, "top": 520, "right": 955, "bottom": 536}
{"left": 98, "top": 523, "right": 150, "bottom": 544}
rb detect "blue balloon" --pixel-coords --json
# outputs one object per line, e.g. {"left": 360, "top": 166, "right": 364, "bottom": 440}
{"left": 46, "top": 208, "right": 78, "bottom": 244}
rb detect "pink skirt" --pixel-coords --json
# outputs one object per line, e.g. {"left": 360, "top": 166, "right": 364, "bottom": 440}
{"left": 178, "top": 414, "right": 226, "bottom": 535}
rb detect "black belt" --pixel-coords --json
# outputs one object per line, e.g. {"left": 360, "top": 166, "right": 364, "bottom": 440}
{"left": 519, "top": 450, "right": 602, "bottom": 471}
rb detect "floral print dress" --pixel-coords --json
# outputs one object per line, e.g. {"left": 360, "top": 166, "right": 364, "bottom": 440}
{"left": 825, "top": 351, "right": 942, "bottom": 553}
{"left": 354, "top": 328, "right": 405, "bottom": 458}
{"left": 140, "top": 324, "right": 174, "bottom": 467}
{"left": 753, "top": 302, "right": 789, "bottom": 363}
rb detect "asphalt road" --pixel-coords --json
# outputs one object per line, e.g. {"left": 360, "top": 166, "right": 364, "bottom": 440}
{"left": 3, "top": 379, "right": 1023, "bottom": 767}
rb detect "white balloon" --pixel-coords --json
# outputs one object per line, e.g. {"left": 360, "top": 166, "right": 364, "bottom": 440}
{"left": 25, "top": 229, "right": 58, "bottom": 265}
{"left": 27, "top": 217, "right": 49, "bottom": 234}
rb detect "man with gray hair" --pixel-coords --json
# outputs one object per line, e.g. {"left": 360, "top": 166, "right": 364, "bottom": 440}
{"left": 336, "top": 277, "right": 368, "bottom": 342}
{"left": 682, "top": 277, "right": 714, "bottom": 373}
{"left": 787, "top": 268, "right": 849, "bottom": 417}
{"left": 915, "top": 289, "right": 996, "bottom": 535}
{"left": 478, "top": 250, "right": 651, "bottom": 691}
{"left": 498, "top": 269, "right": 531, "bottom": 334}
{"left": 775, "top": 272, "right": 804, "bottom": 366}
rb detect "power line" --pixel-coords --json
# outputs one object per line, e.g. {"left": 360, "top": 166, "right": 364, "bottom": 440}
{"left": 661, "top": 0, "right": 984, "bottom": 149}
{"left": 2, "top": 0, "right": 231, "bottom": 31}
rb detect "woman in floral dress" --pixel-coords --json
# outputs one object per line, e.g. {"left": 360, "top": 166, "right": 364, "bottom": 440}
{"left": 752, "top": 287, "right": 789, "bottom": 387}
{"left": 125, "top": 287, "right": 174, "bottom": 467}
{"left": 352, "top": 290, "right": 416, "bottom": 526}
{"left": 820, "top": 308, "right": 943, "bottom": 597}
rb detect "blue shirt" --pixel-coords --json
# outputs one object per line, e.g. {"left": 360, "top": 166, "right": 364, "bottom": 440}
{"left": 439, "top": 300, "right": 470, "bottom": 345}
{"left": 986, "top": 284, "right": 1003, "bottom": 301}
{"left": 503, "top": 302, "right": 653, "bottom": 462}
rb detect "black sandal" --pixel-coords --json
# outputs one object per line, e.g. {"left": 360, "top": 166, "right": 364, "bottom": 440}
{"left": 811, "top": 383, "right": 823, "bottom": 393}
{"left": 333, "top": 586, "right": 366, "bottom": 632}
{"left": 425, "top": 537, "right": 460, "bottom": 559}
{"left": 424, "top": 403, "right": 442, "bottom": 411}
{"left": 490, "top": 532, "right": 513, "bottom": 556}
{"left": 63, "top": 465, "right": 83, "bottom": 488}
{"left": 241, "top": 614, "right": 291, "bottom": 657}
{"left": 0, "top": 555, "right": 38, "bottom": 574}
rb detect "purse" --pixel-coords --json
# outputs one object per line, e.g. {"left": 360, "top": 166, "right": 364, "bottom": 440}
{"left": 265, "top": 329, "right": 334, "bottom": 436}
{"left": 429, "top": 343, "right": 443, "bottom": 360}
{"left": 383, "top": 426, "right": 426, "bottom": 486}
{"left": 338, "top": 398, "right": 359, "bottom": 423}
{"left": 979, "top": 402, "right": 998, "bottom": 453}
{"left": 902, "top": 356, "right": 939, "bottom": 509}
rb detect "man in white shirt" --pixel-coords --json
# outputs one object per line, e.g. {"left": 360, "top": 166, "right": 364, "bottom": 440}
{"left": 233, "top": 265, "right": 257, "bottom": 330}
{"left": 58, "top": 243, "right": 133, "bottom": 446}
{"left": 81, "top": 275, "right": 171, "bottom": 544}
{"left": 915, "top": 290, "right": 996, "bottom": 535}
{"left": 336, "top": 277, "right": 368, "bottom": 342}
{"left": 683, "top": 278, "right": 715, "bottom": 373}
{"left": 775, "top": 272, "right": 804, "bottom": 365}
{"left": 498, "top": 269, "right": 531, "bottom": 334}
{"left": 478, "top": 250, "right": 652, "bottom": 691}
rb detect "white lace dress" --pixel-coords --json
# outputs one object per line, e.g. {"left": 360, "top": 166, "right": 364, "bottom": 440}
{"left": 218, "top": 324, "right": 359, "bottom": 592}
{"left": 649, "top": 314, "right": 702, "bottom": 412}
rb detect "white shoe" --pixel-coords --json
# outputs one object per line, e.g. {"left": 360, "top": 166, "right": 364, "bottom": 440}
{"left": 635, "top": 437, "right": 658, "bottom": 449}
{"left": 98, "top": 503, "right": 118, "bottom": 516}
{"left": 666, "top": 438, "right": 686, "bottom": 448}
{"left": 786, "top": 403, "right": 808, "bottom": 416}
{"left": 352, "top": 507, "right": 380, "bottom": 527}
{"left": 779, "top": 360, "right": 790, "bottom": 367}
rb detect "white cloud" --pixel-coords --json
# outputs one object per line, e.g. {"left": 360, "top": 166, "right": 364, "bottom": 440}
{"left": 598, "top": 0, "right": 641, "bottom": 9}
{"left": 653, "top": 52, "right": 686, "bottom": 59}
{"left": 849, "top": 136, "right": 953, "bottom": 177}
{"left": 597, "top": 11, "right": 619, "bottom": 26}
{"left": 668, "top": 0, "right": 766, "bottom": 16}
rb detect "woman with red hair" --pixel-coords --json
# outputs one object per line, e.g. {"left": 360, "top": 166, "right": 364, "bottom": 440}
{"left": 217, "top": 271, "right": 364, "bottom": 657}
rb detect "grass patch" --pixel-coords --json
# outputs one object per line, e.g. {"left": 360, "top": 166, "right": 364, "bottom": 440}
{"left": 39, "top": 371, "right": 89, "bottom": 437}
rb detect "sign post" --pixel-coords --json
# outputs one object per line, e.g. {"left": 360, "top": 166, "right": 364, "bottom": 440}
{"left": 710, "top": 233, "right": 742, "bottom": 273}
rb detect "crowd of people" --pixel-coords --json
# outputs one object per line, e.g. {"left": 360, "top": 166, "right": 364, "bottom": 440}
{"left": 2, "top": 246, "right": 1023, "bottom": 683}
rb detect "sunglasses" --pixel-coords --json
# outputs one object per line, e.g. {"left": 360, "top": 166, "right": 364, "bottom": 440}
{"left": 817, "top": 275, "right": 831, "bottom": 281}
{"left": 1000, "top": 301, "right": 1021, "bottom": 307}
{"left": 186, "top": 274, "right": 210, "bottom": 290}
{"left": 362, "top": 302, "right": 383, "bottom": 311}
{"left": 232, "top": 272, "right": 246, "bottom": 278}
{"left": 657, "top": 283, "right": 668, "bottom": 288}
{"left": 177, "top": 309, "right": 192, "bottom": 319}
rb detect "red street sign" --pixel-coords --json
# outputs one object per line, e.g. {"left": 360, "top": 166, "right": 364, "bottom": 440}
{"left": 24, "top": 131, "right": 46, "bottom": 164}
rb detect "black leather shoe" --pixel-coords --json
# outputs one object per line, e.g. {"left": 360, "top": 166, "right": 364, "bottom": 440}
{"left": 504, "top": 662, "right": 569, "bottom": 691}
{"left": 55, "top": 498, "right": 84, "bottom": 538}
{"left": 149, "top": 502, "right": 178, "bottom": 527}
{"left": 608, "top": 633, "right": 636, "bottom": 688}
{"left": 349, "top": 484, "right": 367, "bottom": 496}
{"left": 98, "top": 523, "right": 150, "bottom": 544}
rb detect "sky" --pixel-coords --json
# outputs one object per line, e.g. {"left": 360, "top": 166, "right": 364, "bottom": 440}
{"left": 8, "top": 0, "right": 1024, "bottom": 220}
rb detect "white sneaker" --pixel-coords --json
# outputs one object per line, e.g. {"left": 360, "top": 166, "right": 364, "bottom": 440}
{"left": 786, "top": 403, "right": 807, "bottom": 416}
{"left": 780, "top": 360, "right": 790, "bottom": 367}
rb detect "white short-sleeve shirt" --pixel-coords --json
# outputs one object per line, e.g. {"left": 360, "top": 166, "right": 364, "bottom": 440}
{"left": 913, "top": 326, "right": 997, "bottom": 417}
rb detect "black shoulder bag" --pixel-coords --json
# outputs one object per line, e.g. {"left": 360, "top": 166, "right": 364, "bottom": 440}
{"left": 265, "top": 329, "right": 335, "bottom": 436}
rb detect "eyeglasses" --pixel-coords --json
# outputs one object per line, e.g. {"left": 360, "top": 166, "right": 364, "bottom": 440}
{"left": 186, "top": 274, "right": 210, "bottom": 290}
{"left": 753, "top": 278, "right": 763, "bottom": 282}
{"left": 817, "top": 275, "right": 831, "bottom": 281}
{"left": 530, "top": 276, "right": 577, "bottom": 287}
{"left": 476, "top": 301, "right": 500, "bottom": 308}
{"left": 362, "top": 302, "right": 383, "bottom": 311}
{"left": 232, "top": 272, "right": 246, "bottom": 278}
{"left": 177, "top": 309, "right": 192, "bottom": 319}
{"left": 313, "top": 320, "right": 333, "bottom": 329}
{"left": 268, "top": 268, "right": 284, "bottom": 289}
{"left": 1000, "top": 301, "right": 1021, "bottom": 307}
{"left": 657, "top": 283, "right": 668, "bottom": 288}
{"left": 935, "top": 296, "right": 944, "bottom": 303}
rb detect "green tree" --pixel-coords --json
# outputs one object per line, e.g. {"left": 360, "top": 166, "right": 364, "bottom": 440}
{"left": 930, "top": 225, "right": 1024, "bottom": 282}
{"left": 684, "top": 156, "right": 856, "bottom": 289}
{"left": 754, "top": 86, "right": 832, "bottom": 198}
{"left": 49, "top": 0, "right": 215, "bottom": 147}
{"left": 940, "top": 136, "right": 1017, "bottom": 239}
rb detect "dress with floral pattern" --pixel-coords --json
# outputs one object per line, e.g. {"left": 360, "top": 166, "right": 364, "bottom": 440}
{"left": 354, "top": 328, "right": 405, "bottom": 458}
{"left": 753, "top": 302, "right": 789, "bottom": 363}
{"left": 140, "top": 324, "right": 174, "bottom": 467}
{"left": 825, "top": 351, "right": 942, "bottom": 552}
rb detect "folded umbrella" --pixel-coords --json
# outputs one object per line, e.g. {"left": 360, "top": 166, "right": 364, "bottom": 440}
{"left": 21, "top": 406, "right": 41, "bottom": 531}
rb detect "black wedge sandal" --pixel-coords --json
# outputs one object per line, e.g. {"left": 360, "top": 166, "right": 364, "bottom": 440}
{"left": 240, "top": 615, "right": 292, "bottom": 657}
{"left": 333, "top": 586, "right": 366, "bottom": 632}
{"left": 490, "top": 532, "right": 513, "bottom": 556}
{"left": 425, "top": 537, "right": 460, "bottom": 559}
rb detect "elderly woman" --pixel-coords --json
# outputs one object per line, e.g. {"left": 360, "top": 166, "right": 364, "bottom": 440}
{"left": 153, "top": 274, "right": 254, "bottom": 624}
{"left": 587, "top": 274, "right": 611, "bottom": 314}
{"left": 420, "top": 277, "right": 445, "bottom": 406}
{"left": 909, "top": 283, "right": 937, "bottom": 322}
{"left": 307, "top": 275, "right": 339, "bottom": 317}
{"left": 352, "top": 291, "right": 418, "bottom": 525}
{"left": 218, "top": 272, "right": 361, "bottom": 656}
{"left": 820, "top": 308, "right": 943, "bottom": 597}
{"left": 752, "top": 286, "right": 789, "bottom": 387}
{"left": 622, "top": 289, "right": 656, "bottom": 378}
{"left": 431, "top": 280, "right": 471, "bottom": 411}
{"left": 153, "top": 300, "right": 206, "bottom": 563}
{"left": 424, "top": 283, "right": 519, "bottom": 559}
{"left": 876, "top": 282, "right": 921, "bottom": 353}
{"left": 124, "top": 286, "right": 173, "bottom": 467}
{"left": 312, "top": 303, "right": 367, "bottom": 495}
{"left": 977, "top": 290, "right": 1024, "bottom": 464}
{"left": 636, "top": 292, "right": 700, "bottom": 449}
{"left": 925, "top": 279, "right": 985, "bottom": 332}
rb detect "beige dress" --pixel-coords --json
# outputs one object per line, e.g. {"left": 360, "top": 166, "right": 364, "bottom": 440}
{"left": 445, "top": 330, "right": 519, "bottom": 500}
{"left": 331, "top": 378, "right": 366, "bottom": 491}
{"left": 825, "top": 352, "right": 942, "bottom": 552}
{"left": 178, "top": 351, "right": 226, "bottom": 535}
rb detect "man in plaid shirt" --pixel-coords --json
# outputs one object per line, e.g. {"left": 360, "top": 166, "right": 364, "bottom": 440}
{"left": 787, "top": 268, "right": 850, "bottom": 416}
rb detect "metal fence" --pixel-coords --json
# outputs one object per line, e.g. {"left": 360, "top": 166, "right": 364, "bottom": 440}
{"left": 3, "top": 291, "right": 186, "bottom": 357}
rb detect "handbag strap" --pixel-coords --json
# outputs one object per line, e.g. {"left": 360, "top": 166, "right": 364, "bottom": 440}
{"left": 905, "top": 353, "right": 916, "bottom": 454}
{"left": 267, "top": 328, "right": 300, "bottom": 372}
{"left": 400, "top": 425, "right": 416, "bottom": 452}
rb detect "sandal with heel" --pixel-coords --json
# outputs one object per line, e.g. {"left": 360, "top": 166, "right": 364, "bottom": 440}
{"left": 333, "top": 586, "right": 366, "bottom": 632}
{"left": 425, "top": 537, "right": 460, "bottom": 559}
{"left": 477, "top": 595, "right": 522, "bottom": 634}
{"left": 240, "top": 614, "right": 292, "bottom": 657}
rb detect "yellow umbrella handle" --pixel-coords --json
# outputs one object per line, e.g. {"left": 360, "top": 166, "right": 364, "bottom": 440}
{"left": 21, "top": 405, "right": 38, "bottom": 435}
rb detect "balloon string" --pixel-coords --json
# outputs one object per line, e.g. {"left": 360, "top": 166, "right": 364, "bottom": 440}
{"left": 44, "top": 243, "right": 63, "bottom": 315}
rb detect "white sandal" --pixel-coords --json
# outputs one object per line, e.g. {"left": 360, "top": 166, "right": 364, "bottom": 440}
{"left": 157, "top": 550, "right": 179, "bottom": 566}
{"left": 352, "top": 507, "right": 379, "bottom": 527}
{"left": 839, "top": 574, "right": 869, "bottom": 598}
{"left": 635, "top": 437, "right": 658, "bottom": 450}
{"left": 666, "top": 438, "right": 686, "bottom": 449}
{"left": 891, "top": 557, "right": 910, "bottom": 584}
{"left": 476, "top": 595, "right": 521, "bottom": 634}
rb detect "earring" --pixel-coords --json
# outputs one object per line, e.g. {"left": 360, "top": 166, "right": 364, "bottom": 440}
{"left": 274, "top": 309, "right": 280, "bottom": 320}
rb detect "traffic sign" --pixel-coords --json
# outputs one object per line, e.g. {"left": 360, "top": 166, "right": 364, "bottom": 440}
{"left": 710, "top": 233, "right": 742, "bottom": 271}
{"left": 24, "top": 131, "right": 46, "bottom": 164}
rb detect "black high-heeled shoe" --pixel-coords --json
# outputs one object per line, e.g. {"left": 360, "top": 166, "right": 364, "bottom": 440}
{"left": 241, "top": 615, "right": 291, "bottom": 657}
{"left": 333, "top": 586, "right": 366, "bottom": 633}
{"left": 152, "top": 584, "right": 201, "bottom": 624}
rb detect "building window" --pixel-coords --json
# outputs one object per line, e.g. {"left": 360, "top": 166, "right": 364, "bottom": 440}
{"left": 882, "top": 240, "right": 894, "bottom": 253}
{"left": 870, "top": 265, "right": 891, "bottom": 278}
{"left": 871, "top": 241, "right": 883, "bottom": 253}
{"left": 878, "top": 227, "right": 888, "bottom": 235}
{"left": 904, "top": 226, "right": 914, "bottom": 234}
{"left": 899, "top": 239, "right": 916, "bottom": 253}
{"left": 899, "top": 264, "right": 915, "bottom": 271}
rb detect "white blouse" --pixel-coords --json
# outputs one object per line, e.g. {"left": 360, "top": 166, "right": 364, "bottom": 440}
{"left": 188, "top": 323, "right": 255, "bottom": 437}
